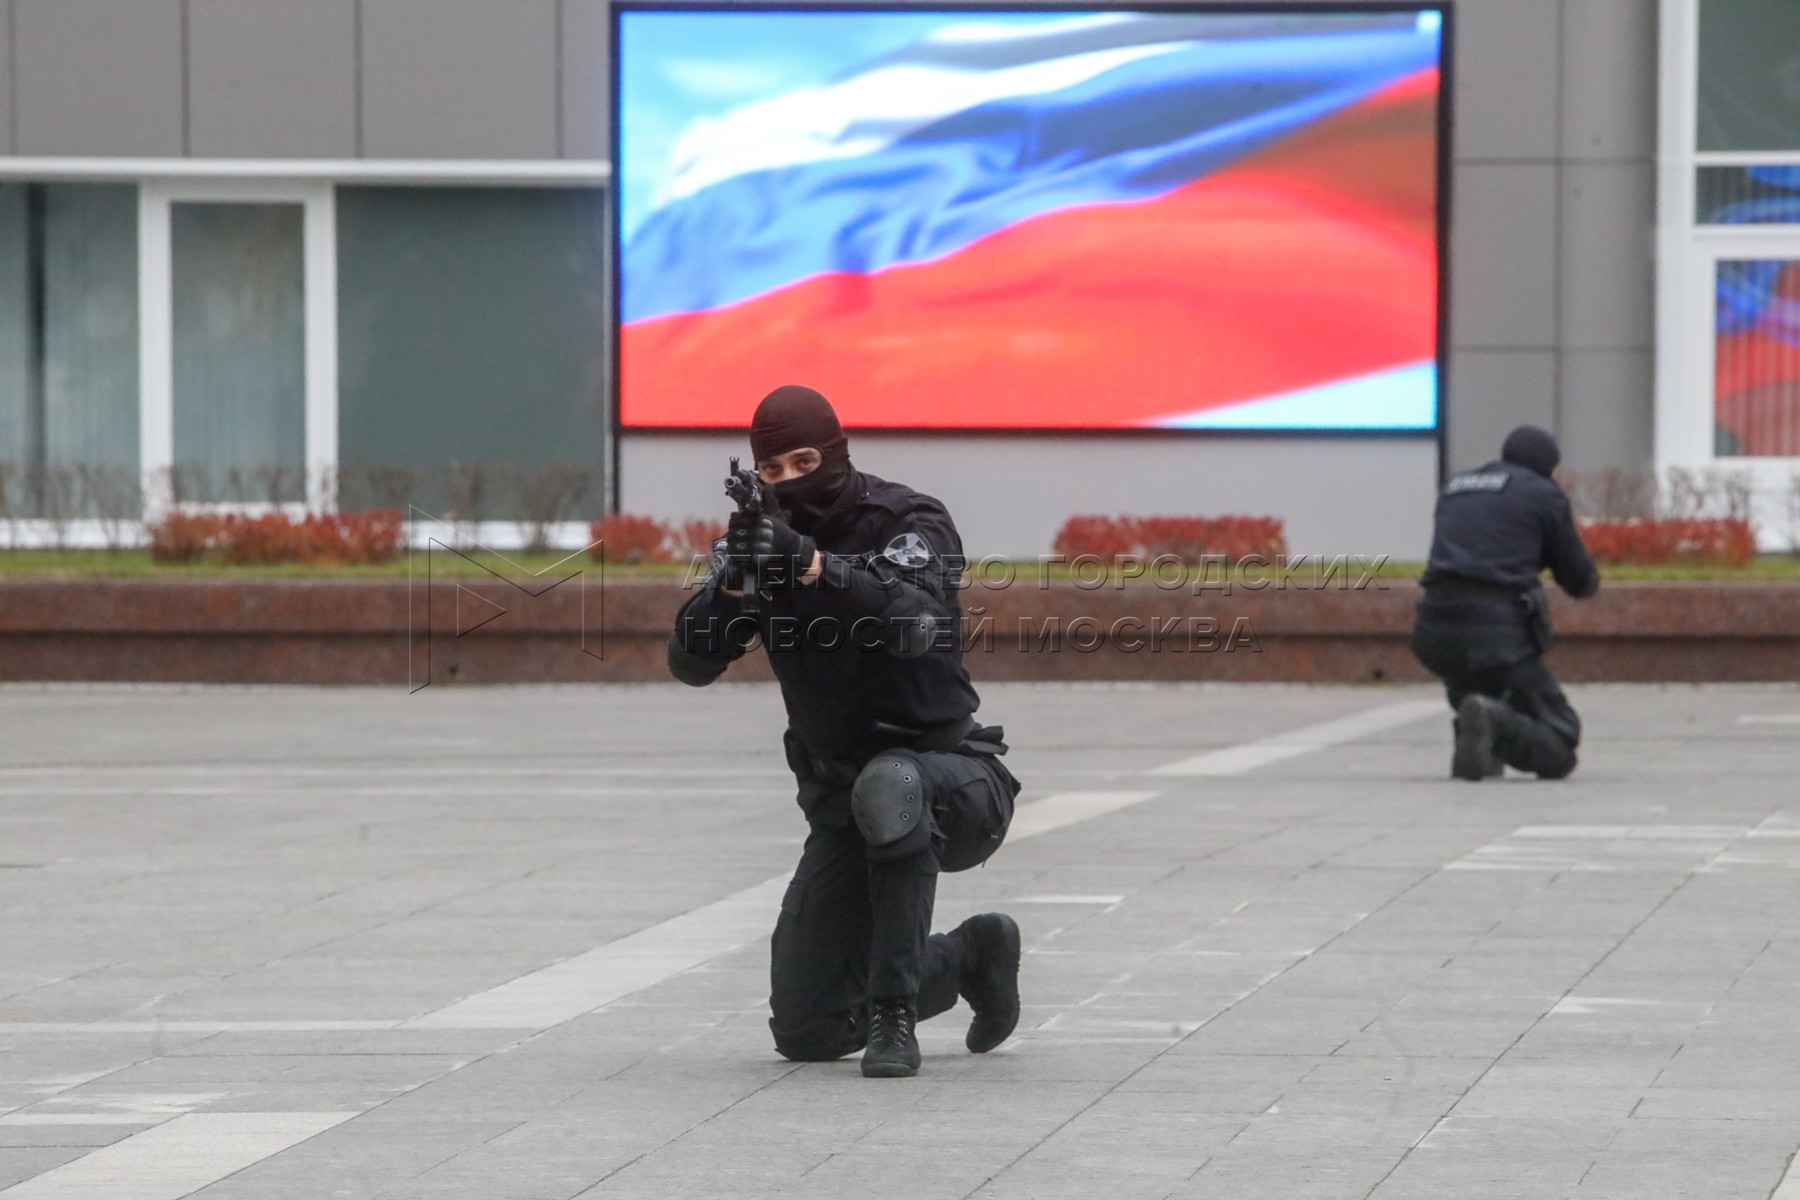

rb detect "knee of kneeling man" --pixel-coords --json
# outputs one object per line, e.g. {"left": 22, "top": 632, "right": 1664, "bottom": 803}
{"left": 769, "top": 1012, "right": 863, "bottom": 1062}
{"left": 851, "top": 754, "right": 933, "bottom": 859}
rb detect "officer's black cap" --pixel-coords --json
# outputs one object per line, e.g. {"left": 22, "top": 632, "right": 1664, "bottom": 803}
{"left": 1501, "top": 425, "right": 1561, "bottom": 477}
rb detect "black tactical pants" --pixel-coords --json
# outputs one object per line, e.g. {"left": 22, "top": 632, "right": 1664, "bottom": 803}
{"left": 768, "top": 748, "right": 1017, "bottom": 1062}
{"left": 1411, "top": 601, "right": 1581, "bottom": 780}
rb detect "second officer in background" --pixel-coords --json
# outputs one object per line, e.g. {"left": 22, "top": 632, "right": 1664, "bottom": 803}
{"left": 1412, "top": 425, "right": 1600, "bottom": 781}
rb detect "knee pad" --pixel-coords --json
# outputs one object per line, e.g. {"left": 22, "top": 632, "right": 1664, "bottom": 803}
{"left": 851, "top": 754, "right": 931, "bottom": 859}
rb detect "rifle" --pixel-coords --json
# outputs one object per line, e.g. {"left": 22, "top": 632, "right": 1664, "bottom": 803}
{"left": 724, "top": 457, "right": 770, "bottom": 614}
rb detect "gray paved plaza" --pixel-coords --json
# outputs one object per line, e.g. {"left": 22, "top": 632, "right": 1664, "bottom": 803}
{"left": 1, "top": 681, "right": 1799, "bottom": 1199}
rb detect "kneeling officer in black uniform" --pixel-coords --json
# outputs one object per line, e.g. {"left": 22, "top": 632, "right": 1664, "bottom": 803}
{"left": 1413, "top": 425, "right": 1600, "bottom": 780}
{"left": 668, "top": 384, "right": 1023, "bottom": 1078}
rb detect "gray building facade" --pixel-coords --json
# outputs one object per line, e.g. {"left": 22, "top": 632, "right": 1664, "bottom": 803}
{"left": 0, "top": 1, "right": 1688, "bottom": 558}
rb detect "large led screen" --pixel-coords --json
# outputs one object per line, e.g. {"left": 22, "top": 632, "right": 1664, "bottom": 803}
{"left": 616, "top": 6, "right": 1446, "bottom": 430}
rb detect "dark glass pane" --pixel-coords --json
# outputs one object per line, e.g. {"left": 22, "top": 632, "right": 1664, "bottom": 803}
{"left": 0, "top": 183, "right": 140, "bottom": 518}
{"left": 1698, "top": 0, "right": 1800, "bottom": 152}
{"left": 1715, "top": 258, "right": 1800, "bottom": 456}
{"left": 171, "top": 202, "right": 306, "bottom": 503}
{"left": 335, "top": 187, "right": 609, "bottom": 522}
{"left": 1697, "top": 165, "right": 1800, "bottom": 225}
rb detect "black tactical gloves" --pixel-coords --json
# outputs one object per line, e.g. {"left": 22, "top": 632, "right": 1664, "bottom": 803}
{"left": 725, "top": 512, "right": 816, "bottom": 591}
{"left": 753, "top": 514, "right": 817, "bottom": 590}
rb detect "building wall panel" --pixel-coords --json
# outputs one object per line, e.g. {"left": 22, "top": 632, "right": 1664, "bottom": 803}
{"left": 1451, "top": 164, "right": 1561, "bottom": 349}
{"left": 1560, "top": 162, "right": 1657, "bottom": 351}
{"left": 1562, "top": 0, "right": 1658, "bottom": 160}
{"left": 621, "top": 433, "right": 1440, "bottom": 562}
{"left": 361, "top": 0, "right": 557, "bottom": 159}
{"left": 1452, "top": 0, "right": 1561, "bottom": 162}
{"left": 1446, "top": 350, "right": 1558, "bottom": 473}
{"left": 561, "top": 0, "right": 609, "bottom": 161}
{"left": 188, "top": 0, "right": 357, "bottom": 158}
{"left": 12, "top": 0, "right": 184, "bottom": 156}
{"left": 1560, "top": 349, "right": 1655, "bottom": 472}
{"left": 0, "top": 0, "right": 14, "bottom": 156}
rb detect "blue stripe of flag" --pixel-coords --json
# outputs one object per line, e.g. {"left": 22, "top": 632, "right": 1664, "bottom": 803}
{"left": 623, "top": 27, "right": 1438, "bottom": 324}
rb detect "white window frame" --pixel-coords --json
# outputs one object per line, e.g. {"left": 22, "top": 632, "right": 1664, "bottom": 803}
{"left": 139, "top": 177, "right": 337, "bottom": 516}
{"left": 1657, "top": 0, "right": 1800, "bottom": 548}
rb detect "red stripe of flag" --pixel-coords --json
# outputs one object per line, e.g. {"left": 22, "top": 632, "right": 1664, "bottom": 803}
{"left": 622, "top": 68, "right": 1440, "bottom": 429}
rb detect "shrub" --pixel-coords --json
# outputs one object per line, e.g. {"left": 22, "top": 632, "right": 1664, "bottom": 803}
{"left": 588, "top": 514, "right": 674, "bottom": 563}
{"left": 147, "top": 512, "right": 223, "bottom": 562}
{"left": 216, "top": 514, "right": 306, "bottom": 564}
{"left": 1052, "top": 515, "right": 1287, "bottom": 565}
{"left": 314, "top": 510, "right": 404, "bottom": 564}
{"left": 145, "top": 509, "right": 405, "bottom": 565}
{"left": 1580, "top": 517, "right": 1757, "bottom": 567}
{"left": 1049, "top": 516, "right": 1120, "bottom": 560}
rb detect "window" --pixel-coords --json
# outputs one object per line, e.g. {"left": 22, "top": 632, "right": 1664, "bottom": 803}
{"left": 169, "top": 201, "right": 307, "bottom": 502}
{"left": 0, "top": 183, "right": 139, "bottom": 519}
{"left": 335, "top": 186, "right": 609, "bottom": 523}
{"left": 1713, "top": 258, "right": 1800, "bottom": 457}
{"left": 1698, "top": 0, "right": 1800, "bottom": 152}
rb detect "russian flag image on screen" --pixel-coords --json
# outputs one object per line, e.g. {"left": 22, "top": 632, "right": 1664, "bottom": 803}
{"left": 617, "top": 8, "right": 1444, "bottom": 431}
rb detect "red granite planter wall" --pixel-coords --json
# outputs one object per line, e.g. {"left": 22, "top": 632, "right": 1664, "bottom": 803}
{"left": 0, "top": 578, "right": 1795, "bottom": 684}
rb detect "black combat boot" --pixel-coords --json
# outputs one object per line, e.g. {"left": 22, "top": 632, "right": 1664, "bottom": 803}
{"left": 957, "top": 913, "right": 1021, "bottom": 1053}
{"left": 1451, "top": 713, "right": 1506, "bottom": 778}
{"left": 1452, "top": 695, "right": 1505, "bottom": 781}
{"left": 861, "top": 996, "right": 920, "bottom": 1078}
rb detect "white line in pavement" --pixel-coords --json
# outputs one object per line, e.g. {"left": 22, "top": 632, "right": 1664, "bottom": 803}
{"left": 0, "top": 1111, "right": 355, "bottom": 1199}
{"left": 1010, "top": 894, "right": 1126, "bottom": 905}
{"left": 1005, "top": 792, "right": 1160, "bottom": 840}
{"left": 1146, "top": 699, "right": 1443, "bottom": 775}
{"left": 1738, "top": 714, "right": 1800, "bottom": 725}
{"left": 1775, "top": 1156, "right": 1800, "bottom": 1200}
{"left": 0, "top": 1021, "right": 395, "bottom": 1035}
{"left": 0, "top": 786, "right": 787, "bottom": 797}
{"left": 409, "top": 698, "right": 1435, "bottom": 1033}
{"left": 0, "top": 765, "right": 794, "bottom": 777}
{"left": 408, "top": 789, "right": 1162, "bottom": 1030}
{"left": 405, "top": 876, "right": 790, "bottom": 1030}
{"left": 0, "top": 1114, "right": 161, "bottom": 1126}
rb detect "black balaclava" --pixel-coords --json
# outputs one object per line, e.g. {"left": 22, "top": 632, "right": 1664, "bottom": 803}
{"left": 1501, "top": 425, "right": 1561, "bottom": 478}
{"left": 750, "top": 385, "right": 853, "bottom": 532}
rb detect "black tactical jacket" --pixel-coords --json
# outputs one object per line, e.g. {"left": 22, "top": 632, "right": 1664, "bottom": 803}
{"left": 1420, "top": 459, "right": 1600, "bottom": 598}
{"left": 668, "top": 469, "right": 981, "bottom": 764}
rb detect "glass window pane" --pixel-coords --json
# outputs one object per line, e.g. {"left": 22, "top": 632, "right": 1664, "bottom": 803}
{"left": 1715, "top": 258, "right": 1800, "bottom": 456}
{"left": 0, "top": 183, "right": 139, "bottom": 518}
{"left": 335, "top": 186, "right": 608, "bottom": 520}
{"left": 1698, "top": 0, "right": 1800, "bottom": 152}
{"left": 0, "top": 187, "right": 31, "bottom": 468}
{"left": 45, "top": 186, "right": 142, "bottom": 475}
{"left": 171, "top": 202, "right": 306, "bottom": 503}
{"left": 1697, "top": 166, "right": 1800, "bottom": 226}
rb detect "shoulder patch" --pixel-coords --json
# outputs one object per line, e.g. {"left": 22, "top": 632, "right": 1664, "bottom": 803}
{"left": 882, "top": 531, "right": 933, "bottom": 568}
{"left": 1445, "top": 471, "right": 1510, "bottom": 495}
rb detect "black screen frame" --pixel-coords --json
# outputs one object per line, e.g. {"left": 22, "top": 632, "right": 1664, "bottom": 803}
{"left": 607, "top": 0, "right": 1454, "bottom": 457}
